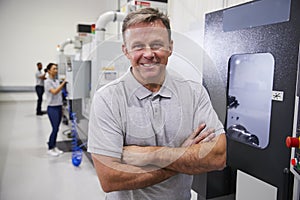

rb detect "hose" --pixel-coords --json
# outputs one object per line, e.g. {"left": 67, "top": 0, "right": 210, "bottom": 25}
{"left": 70, "top": 111, "right": 83, "bottom": 167}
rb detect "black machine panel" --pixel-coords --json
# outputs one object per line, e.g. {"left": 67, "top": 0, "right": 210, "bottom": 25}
{"left": 193, "top": 0, "right": 300, "bottom": 199}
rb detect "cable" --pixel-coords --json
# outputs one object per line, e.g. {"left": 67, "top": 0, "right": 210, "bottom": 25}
{"left": 63, "top": 85, "right": 83, "bottom": 167}
{"left": 70, "top": 111, "right": 83, "bottom": 167}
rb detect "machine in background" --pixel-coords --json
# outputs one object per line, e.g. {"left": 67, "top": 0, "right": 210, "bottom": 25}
{"left": 192, "top": 0, "right": 300, "bottom": 199}
{"left": 56, "top": 25, "right": 93, "bottom": 152}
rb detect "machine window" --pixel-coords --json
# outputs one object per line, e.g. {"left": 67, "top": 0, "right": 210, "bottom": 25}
{"left": 226, "top": 53, "right": 274, "bottom": 149}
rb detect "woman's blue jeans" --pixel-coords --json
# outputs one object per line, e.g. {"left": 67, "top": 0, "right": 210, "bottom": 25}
{"left": 47, "top": 105, "right": 62, "bottom": 149}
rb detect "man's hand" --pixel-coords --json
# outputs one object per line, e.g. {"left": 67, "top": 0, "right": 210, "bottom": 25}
{"left": 181, "top": 124, "right": 216, "bottom": 147}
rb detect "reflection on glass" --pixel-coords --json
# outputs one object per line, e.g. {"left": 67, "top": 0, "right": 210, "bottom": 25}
{"left": 226, "top": 53, "right": 274, "bottom": 149}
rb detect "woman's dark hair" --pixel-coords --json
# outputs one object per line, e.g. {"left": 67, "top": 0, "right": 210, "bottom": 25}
{"left": 46, "top": 63, "right": 57, "bottom": 71}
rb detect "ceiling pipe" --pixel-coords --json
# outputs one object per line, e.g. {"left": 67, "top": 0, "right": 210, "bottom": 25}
{"left": 95, "top": 11, "right": 126, "bottom": 42}
{"left": 57, "top": 38, "right": 73, "bottom": 52}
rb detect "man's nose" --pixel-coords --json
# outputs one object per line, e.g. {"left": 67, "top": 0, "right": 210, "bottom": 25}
{"left": 143, "top": 47, "right": 154, "bottom": 58}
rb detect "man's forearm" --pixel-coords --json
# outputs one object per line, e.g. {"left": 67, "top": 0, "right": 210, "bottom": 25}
{"left": 92, "top": 154, "right": 177, "bottom": 193}
{"left": 123, "top": 134, "right": 226, "bottom": 175}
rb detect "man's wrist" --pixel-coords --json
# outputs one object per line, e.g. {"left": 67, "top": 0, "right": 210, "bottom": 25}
{"left": 149, "top": 146, "right": 170, "bottom": 167}
{"left": 143, "top": 146, "right": 161, "bottom": 166}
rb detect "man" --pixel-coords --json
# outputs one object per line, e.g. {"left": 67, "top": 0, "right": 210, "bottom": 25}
{"left": 88, "top": 8, "right": 226, "bottom": 200}
{"left": 35, "top": 62, "right": 46, "bottom": 115}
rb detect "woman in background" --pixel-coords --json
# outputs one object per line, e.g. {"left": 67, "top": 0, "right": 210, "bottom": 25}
{"left": 44, "top": 63, "right": 67, "bottom": 156}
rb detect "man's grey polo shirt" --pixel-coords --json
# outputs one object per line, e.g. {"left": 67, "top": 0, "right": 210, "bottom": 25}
{"left": 88, "top": 67, "right": 224, "bottom": 200}
{"left": 35, "top": 70, "right": 44, "bottom": 86}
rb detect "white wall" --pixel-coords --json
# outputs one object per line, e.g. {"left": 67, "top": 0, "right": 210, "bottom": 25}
{"left": 168, "top": 0, "right": 253, "bottom": 46}
{"left": 0, "top": 0, "right": 118, "bottom": 89}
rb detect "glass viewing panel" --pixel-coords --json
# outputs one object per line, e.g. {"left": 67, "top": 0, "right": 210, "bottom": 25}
{"left": 226, "top": 53, "right": 274, "bottom": 149}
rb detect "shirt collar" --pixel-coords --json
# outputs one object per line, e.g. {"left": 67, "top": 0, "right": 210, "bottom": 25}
{"left": 124, "top": 67, "right": 173, "bottom": 100}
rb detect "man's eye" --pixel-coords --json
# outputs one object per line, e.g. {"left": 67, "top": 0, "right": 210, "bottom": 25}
{"left": 151, "top": 43, "right": 164, "bottom": 50}
{"left": 132, "top": 44, "right": 144, "bottom": 50}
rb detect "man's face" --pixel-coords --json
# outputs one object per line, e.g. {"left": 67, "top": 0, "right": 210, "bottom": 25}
{"left": 122, "top": 20, "right": 173, "bottom": 86}
{"left": 37, "top": 64, "right": 42, "bottom": 70}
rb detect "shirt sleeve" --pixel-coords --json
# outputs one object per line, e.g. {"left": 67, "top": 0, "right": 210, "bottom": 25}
{"left": 87, "top": 88, "right": 124, "bottom": 159}
{"left": 44, "top": 80, "right": 51, "bottom": 92}
{"left": 193, "top": 84, "right": 225, "bottom": 136}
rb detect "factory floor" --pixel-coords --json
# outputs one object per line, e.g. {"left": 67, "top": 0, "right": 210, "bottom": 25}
{"left": 0, "top": 100, "right": 106, "bottom": 200}
{"left": 0, "top": 99, "right": 201, "bottom": 200}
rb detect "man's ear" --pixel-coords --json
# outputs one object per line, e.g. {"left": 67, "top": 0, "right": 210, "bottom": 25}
{"left": 122, "top": 44, "right": 131, "bottom": 59}
{"left": 168, "top": 40, "right": 174, "bottom": 56}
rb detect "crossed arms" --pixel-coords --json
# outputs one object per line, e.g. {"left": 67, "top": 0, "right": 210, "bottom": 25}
{"left": 92, "top": 124, "right": 226, "bottom": 193}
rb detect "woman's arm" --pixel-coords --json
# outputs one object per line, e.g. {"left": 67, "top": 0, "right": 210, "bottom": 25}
{"left": 49, "top": 80, "right": 67, "bottom": 95}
